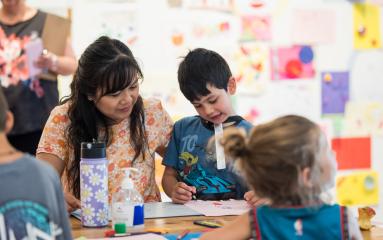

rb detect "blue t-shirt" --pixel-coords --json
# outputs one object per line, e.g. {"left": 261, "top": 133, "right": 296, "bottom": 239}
{"left": 163, "top": 115, "right": 252, "bottom": 200}
{"left": 250, "top": 204, "right": 349, "bottom": 239}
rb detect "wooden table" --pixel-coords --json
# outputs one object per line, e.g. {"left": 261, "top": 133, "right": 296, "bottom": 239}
{"left": 71, "top": 216, "right": 383, "bottom": 239}
{"left": 71, "top": 215, "right": 236, "bottom": 238}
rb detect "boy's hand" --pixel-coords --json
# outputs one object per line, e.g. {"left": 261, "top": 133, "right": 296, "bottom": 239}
{"left": 244, "top": 191, "right": 270, "bottom": 207}
{"left": 171, "top": 182, "right": 196, "bottom": 204}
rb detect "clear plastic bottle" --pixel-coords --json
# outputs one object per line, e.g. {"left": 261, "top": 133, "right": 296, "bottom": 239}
{"left": 111, "top": 168, "right": 144, "bottom": 232}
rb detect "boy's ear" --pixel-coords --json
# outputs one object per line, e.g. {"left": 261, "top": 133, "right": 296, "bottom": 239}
{"left": 227, "top": 77, "right": 237, "bottom": 95}
{"left": 4, "top": 111, "right": 14, "bottom": 134}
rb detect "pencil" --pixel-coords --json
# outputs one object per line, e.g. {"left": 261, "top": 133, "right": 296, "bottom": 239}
{"left": 176, "top": 229, "right": 190, "bottom": 240}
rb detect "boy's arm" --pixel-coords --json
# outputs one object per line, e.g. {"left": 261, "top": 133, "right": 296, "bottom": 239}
{"left": 162, "top": 166, "right": 195, "bottom": 204}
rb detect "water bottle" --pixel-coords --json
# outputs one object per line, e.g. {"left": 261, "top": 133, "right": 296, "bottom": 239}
{"left": 111, "top": 168, "right": 144, "bottom": 233}
{"left": 80, "top": 142, "right": 109, "bottom": 227}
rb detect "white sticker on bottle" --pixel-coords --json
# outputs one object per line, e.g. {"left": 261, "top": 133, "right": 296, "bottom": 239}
{"left": 112, "top": 203, "right": 135, "bottom": 227}
{"left": 214, "top": 123, "right": 226, "bottom": 170}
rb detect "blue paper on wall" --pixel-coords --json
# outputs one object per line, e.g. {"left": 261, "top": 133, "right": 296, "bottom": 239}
{"left": 321, "top": 72, "right": 349, "bottom": 114}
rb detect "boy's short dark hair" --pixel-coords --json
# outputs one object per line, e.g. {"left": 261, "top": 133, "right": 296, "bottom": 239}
{"left": 0, "top": 88, "right": 8, "bottom": 131}
{"left": 178, "top": 48, "right": 232, "bottom": 102}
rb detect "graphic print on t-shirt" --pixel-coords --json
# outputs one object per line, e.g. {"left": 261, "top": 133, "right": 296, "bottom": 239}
{"left": 0, "top": 200, "right": 63, "bottom": 239}
{"left": 178, "top": 134, "right": 236, "bottom": 200}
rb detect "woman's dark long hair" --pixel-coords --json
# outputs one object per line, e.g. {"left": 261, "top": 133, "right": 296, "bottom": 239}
{"left": 61, "top": 36, "right": 146, "bottom": 198}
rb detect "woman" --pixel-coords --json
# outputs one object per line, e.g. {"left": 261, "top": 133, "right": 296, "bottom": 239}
{"left": 37, "top": 36, "right": 173, "bottom": 211}
{"left": 0, "top": 0, "right": 77, "bottom": 154}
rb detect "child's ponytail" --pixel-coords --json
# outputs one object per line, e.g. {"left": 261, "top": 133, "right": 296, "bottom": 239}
{"left": 220, "top": 127, "right": 249, "bottom": 160}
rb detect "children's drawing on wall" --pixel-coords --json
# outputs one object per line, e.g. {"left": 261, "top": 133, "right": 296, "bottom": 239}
{"left": 353, "top": 3, "right": 381, "bottom": 49}
{"left": 321, "top": 72, "right": 349, "bottom": 115}
{"left": 270, "top": 45, "right": 315, "bottom": 80}
{"left": 291, "top": 9, "right": 336, "bottom": 44}
{"left": 233, "top": 42, "right": 269, "bottom": 95}
{"left": 344, "top": 101, "right": 383, "bottom": 136}
{"left": 240, "top": 15, "right": 272, "bottom": 41}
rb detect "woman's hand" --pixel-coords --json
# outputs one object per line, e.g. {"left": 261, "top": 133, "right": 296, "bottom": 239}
{"left": 64, "top": 191, "right": 81, "bottom": 213}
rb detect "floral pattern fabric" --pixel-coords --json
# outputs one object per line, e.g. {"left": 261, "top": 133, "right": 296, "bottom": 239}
{"left": 37, "top": 98, "right": 173, "bottom": 202}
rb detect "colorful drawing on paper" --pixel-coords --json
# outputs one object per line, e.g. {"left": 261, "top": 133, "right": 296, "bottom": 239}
{"left": 353, "top": 3, "right": 381, "bottom": 49}
{"left": 270, "top": 46, "right": 315, "bottom": 80}
{"left": 240, "top": 15, "right": 271, "bottom": 41}
{"left": 184, "top": 0, "right": 235, "bottom": 13}
{"left": 344, "top": 101, "right": 383, "bottom": 136}
{"left": 336, "top": 170, "right": 379, "bottom": 206}
{"left": 321, "top": 72, "right": 349, "bottom": 115}
{"left": 291, "top": 9, "right": 336, "bottom": 44}
{"left": 234, "top": 42, "right": 270, "bottom": 95}
{"left": 185, "top": 200, "right": 250, "bottom": 216}
{"left": 331, "top": 137, "right": 371, "bottom": 170}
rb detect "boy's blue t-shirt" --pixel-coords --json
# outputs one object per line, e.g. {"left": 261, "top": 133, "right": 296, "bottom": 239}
{"left": 163, "top": 115, "right": 252, "bottom": 200}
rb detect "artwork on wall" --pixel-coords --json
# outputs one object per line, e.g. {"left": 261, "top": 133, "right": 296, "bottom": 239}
{"left": 240, "top": 15, "right": 272, "bottom": 41}
{"left": 344, "top": 101, "right": 383, "bottom": 136}
{"left": 234, "top": 42, "right": 270, "bottom": 95}
{"left": 270, "top": 46, "right": 315, "bottom": 80}
{"left": 353, "top": 3, "right": 381, "bottom": 49}
{"left": 332, "top": 137, "right": 371, "bottom": 170}
{"left": 336, "top": 170, "right": 379, "bottom": 206}
{"left": 321, "top": 72, "right": 349, "bottom": 115}
{"left": 291, "top": 9, "right": 336, "bottom": 44}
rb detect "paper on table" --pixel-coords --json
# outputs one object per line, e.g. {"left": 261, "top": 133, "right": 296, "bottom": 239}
{"left": 144, "top": 202, "right": 202, "bottom": 218}
{"left": 72, "top": 202, "right": 203, "bottom": 221}
{"left": 185, "top": 200, "right": 250, "bottom": 216}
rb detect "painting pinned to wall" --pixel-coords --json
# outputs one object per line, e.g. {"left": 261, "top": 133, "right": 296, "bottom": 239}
{"left": 344, "top": 101, "right": 383, "bottom": 136}
{"left": 321, "top": 72, "right": 349, "bottom": 115}
{"left": 336, "top": 170, "right": 379, "bottom": 206}
{"left": 353, "top": 3, "right": 381, "bottom": 49}
{"left": 291, "top": 9, "right": 336, "bottom": 44}
{"left": 234, "top": 42, "right": 270, "bottom": 95}
{"left": 270, "top": 45, "right": 315, "bottom": 80}
{"left": 240, "top": 15, "right": 272, "bottom": 42}
{"left": 332, "top": 137, "right": 371, "bottom": 170}
{"left": 183, "top": 0, "right": 235, "bottom": 13}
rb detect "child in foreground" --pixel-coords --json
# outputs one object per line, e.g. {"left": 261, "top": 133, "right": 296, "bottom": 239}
{"left": 0, "top": 89, "right": 72, "bottom": 239}
{"left": 200, "top": 115, "right": 362, "bottom": 240}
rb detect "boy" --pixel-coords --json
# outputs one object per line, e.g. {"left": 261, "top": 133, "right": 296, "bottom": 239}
{"left": 0, "top": 89, "right": 72, "bottom": 239}
{"left": 162, "top": 48, "right": 255, "bottom": 204}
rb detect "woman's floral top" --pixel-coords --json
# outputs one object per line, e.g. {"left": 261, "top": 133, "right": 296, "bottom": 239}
{"left": 37, "top": 98, "right": 173, "bottom": 202}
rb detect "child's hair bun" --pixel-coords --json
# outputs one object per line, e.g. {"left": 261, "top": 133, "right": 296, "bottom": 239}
{"left": 220, "top": 127, "right": 249, "bottom": 159}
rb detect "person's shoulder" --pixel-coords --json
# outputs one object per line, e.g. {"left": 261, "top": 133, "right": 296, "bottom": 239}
{"left": 174, "top": 115, "right": 200, "bottom": 127}
{"left": 50, "top": 102, "right": 70, "bottom": 117}
{"left": 18, "top": 155, "right": 59, "bottom": 181}
{"left": 143, "top": 97, "right": 165, "bottom": 112}
{"left": 237, "top": 117, "right": 253, "bottom": 131}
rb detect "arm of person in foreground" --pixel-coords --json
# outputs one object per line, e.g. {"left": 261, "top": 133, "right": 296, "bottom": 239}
{"left": 37, "top": 152, "right": 81, "bottom": 212}
{"left": 199, "top": 213, "right": 251, "bottom": 240}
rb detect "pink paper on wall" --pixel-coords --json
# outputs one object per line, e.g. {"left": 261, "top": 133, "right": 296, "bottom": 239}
{"left": 270, "top": 46, "right": 315, "bottom": 80}
{"left": 291, "top": 9, "right": 336, "bottom": 44}
{"left": 240, "top": 15, "right": 271, "bottom": 41}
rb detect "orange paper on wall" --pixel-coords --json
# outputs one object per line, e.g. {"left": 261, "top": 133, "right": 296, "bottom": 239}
{"left": 331, "top": 137, "right": 371, "bottom": 170}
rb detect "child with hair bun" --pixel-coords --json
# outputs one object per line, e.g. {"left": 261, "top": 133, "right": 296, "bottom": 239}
{"left": 200, "top": 115, "right": 362, "bottom": 240}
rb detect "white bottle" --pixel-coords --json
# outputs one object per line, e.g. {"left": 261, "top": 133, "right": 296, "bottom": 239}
{"left": 111, "top": 168, "right": 144, "bottom": 231}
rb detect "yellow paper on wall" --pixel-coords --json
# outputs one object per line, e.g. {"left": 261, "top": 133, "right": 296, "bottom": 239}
{"left": 353, "top": 3, "right": 381, "bottom": 49}
{"left": 336, "top": 170, "right": 379, "bottom": 206}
